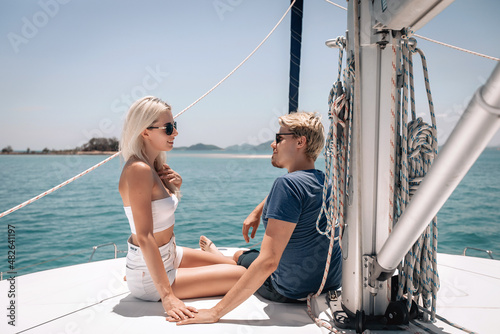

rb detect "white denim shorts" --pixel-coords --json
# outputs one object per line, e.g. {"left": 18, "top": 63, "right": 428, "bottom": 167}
{"left": 125, "top": 235, "right": 184, "bottom": 301}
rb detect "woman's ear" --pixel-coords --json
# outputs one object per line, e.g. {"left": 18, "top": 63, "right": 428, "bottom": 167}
{"left": 141, "top": 129, "right": 150, "bottom": 140}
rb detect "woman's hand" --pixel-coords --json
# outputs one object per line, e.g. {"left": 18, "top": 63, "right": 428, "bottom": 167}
{"left": 158, "top": 163, "right": 182, "bottom": 189}
{"left": 162, "top": 295, "right": 198, "bottom": 320}
{"left": 167, "top": 308, "right": 220, "bottom": 325}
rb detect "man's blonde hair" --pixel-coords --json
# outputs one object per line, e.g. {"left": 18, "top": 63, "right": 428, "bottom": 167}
{"left": 279, "top": 111, "right": 325, "bottom": 161}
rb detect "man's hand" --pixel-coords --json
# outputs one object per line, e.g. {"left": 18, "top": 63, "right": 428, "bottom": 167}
{"left": 167, "top": 308, "right": 220, "bottom": 325}
{"left": 242, "top": 211, "right": 261, "bottom": 243}
{"left": 162, "top": 295, "right": 198, "bottom": 321}
{"left": 242, "top": 198, "right": 266, "bottom": 243}
{"left": 158, "top": 163, "right": 182, "bottom": 189}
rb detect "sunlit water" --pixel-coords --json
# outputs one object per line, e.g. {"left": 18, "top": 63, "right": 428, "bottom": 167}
{"left": 0, "top": 148, "right": 498, "bottom": 276}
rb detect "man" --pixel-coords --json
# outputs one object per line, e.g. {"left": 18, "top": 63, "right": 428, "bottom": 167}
{"left": 172, "top": 111, "right": 342, "bottom": 324}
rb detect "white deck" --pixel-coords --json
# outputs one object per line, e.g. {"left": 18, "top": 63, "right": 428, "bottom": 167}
{"left": 1, "top": 252, "right": 498, "bottom": 334}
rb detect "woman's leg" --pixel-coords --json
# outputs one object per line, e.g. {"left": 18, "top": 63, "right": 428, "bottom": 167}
{"left": 179, "top": 236, "right": 237, "bottom": 267}
{"left": 171, "top": 264, "right": 246, "bottom": 299}
{"left": 199, "top": 235, "right": 225, "bottom": 256}
{"left": 179, "top": 247, "right": 237, "bottom": 267}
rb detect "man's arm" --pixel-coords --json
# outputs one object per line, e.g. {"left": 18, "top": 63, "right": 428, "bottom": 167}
{"left": 172, "top": 218, "right": 296, "bottom": 325}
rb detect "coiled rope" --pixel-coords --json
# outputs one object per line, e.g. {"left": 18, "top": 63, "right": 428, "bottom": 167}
{"left": 0, "top": 2, "right": 295, "bottom": 220}
{"left": 306, "top": 35, "right": 353, "bottom": 333}
{"left": 395, "top": 38, "right": 440, "bottom": 321}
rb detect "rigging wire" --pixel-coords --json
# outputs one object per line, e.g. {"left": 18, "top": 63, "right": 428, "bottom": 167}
{"left": 325, "top": 0, "right": 499, "bottom": 62}
{"left": 411, "top": 32, "right": 500, "bottom": 62}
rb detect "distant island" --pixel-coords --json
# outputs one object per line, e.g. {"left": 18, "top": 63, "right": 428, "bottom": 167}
{"left": 0, "top": 138, "right": 274, "bottom": 155}
{"left": 1, "top": 137, "right": 119, "bottom": 155}
{"left": 173, "top": 141, "right": 273, "bottom": 152}
{"left": 5, "top": 137, "right": 496, "bottom": 155}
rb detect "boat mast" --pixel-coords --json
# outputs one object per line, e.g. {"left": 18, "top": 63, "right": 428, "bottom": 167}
{"left": 288, "top": 0, "right": 303, "bottom": 113}
{"left": 341, "top": 0, "right": 457, "bottom": 325}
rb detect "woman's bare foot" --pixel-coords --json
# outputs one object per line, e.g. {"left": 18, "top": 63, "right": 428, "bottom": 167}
{"left": 199, "top": 235, "right": 224, "bottom": 256}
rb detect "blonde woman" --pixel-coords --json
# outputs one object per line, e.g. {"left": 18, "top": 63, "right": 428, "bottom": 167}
{"left": 119, "top": 96, "right": 245, "bottom": 320}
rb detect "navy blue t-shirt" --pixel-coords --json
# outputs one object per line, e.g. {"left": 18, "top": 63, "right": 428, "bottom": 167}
{"left": 262, "top": 169, "right": 342, "bottom": 299}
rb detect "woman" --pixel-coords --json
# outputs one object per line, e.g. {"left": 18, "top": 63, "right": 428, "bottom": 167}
{"left": 119, "top": 96, "right": 245, "bottom": 320}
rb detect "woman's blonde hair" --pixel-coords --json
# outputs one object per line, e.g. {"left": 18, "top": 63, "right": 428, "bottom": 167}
{"left": 279, "top": 111, "right": 325, "bottom": 161}
{"left": 120, "top": 96, "right": 179, "bottom": 196}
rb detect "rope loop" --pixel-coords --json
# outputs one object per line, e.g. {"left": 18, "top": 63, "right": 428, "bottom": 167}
{"left": 307, "top": 35, "right": 351, "bottom": 333}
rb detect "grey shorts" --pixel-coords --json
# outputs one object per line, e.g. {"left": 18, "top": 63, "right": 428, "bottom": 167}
{"left": 125, "top": 235, "right": 183, "bottom": 301}
{"left": 237, "top": 249, "right": 304, "bottom": 303}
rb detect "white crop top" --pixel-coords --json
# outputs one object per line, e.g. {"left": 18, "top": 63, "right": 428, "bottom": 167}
{"left": 124, "top": 195, "right": 178, "bottom": 234}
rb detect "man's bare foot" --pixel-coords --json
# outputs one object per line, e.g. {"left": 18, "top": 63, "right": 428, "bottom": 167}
{"left": 199, "top": 235, "right": 224, "bottom": 256}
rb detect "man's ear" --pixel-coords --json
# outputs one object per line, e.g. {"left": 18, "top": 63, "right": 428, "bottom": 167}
{"left": 296, "top": 135, "right": 307, "bottom": 149}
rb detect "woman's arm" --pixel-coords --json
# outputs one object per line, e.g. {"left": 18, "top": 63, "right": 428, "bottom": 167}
{"left": 127, "top": 162, "right": 195, "bottom": 319}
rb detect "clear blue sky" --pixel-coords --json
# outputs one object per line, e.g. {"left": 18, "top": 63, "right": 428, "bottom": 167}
{"left": 1, "top": 0, "right": 499, "bottom": 151}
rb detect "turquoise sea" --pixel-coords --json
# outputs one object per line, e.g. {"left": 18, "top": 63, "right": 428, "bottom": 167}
{"left": 0, "top": 149, "right": 499, "bottom": 277}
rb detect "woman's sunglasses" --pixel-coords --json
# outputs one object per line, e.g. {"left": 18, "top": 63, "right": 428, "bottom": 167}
{"left": 147, "top": 122, "right": 177, "bottom": 135}
{"left": 275, "top": 132, "right": 295, "bottom": 144}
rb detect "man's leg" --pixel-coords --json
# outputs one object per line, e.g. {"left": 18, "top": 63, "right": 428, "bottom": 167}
{"left": 235, "top": 249, "right": 302, "bottom": 303}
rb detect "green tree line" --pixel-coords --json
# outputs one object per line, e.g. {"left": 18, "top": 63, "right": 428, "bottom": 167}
{"left": 1, "top": 137, "right": 119, "bottom": 154}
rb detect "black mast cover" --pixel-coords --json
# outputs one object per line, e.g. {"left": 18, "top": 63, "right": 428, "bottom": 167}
{"left": 288, "top": 0, "right": 303, "bottom": 114}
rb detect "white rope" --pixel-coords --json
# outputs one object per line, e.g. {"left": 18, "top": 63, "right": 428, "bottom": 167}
{"left": 306, "top": 36, "right": 350, "bottom": 333}
{"left": 324, "top": 1, "right": 499, "bottom": 62}
{"left": 324, "top": 0, "right": 347, "bottom": 11}
{"left": 0, "top": 152, "right": 120, "bottom": 219}
{"left": 0, "top": 2, "right": 297, "bottom": 220}
{"left": 173, "top": 0, "right": 296, "bottom": 119}
{"left": 412, "top": 33, "right": 500, "bottom": 62}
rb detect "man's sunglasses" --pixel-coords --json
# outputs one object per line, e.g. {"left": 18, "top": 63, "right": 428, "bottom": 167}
{"left": 275, "top": 132, "right": 295, "bottom": 144}
{"left": 147, "top": 122, "right": 177, "bottom": 135}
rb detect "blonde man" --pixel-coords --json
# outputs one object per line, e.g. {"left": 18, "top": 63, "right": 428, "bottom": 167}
{"left": 175, "top": 112, "right": 342, "bottom": 324}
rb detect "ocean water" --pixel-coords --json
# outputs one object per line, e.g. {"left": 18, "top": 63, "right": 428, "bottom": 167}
{"left": 0, "top": 149, "right": 499, "bottom": 277}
